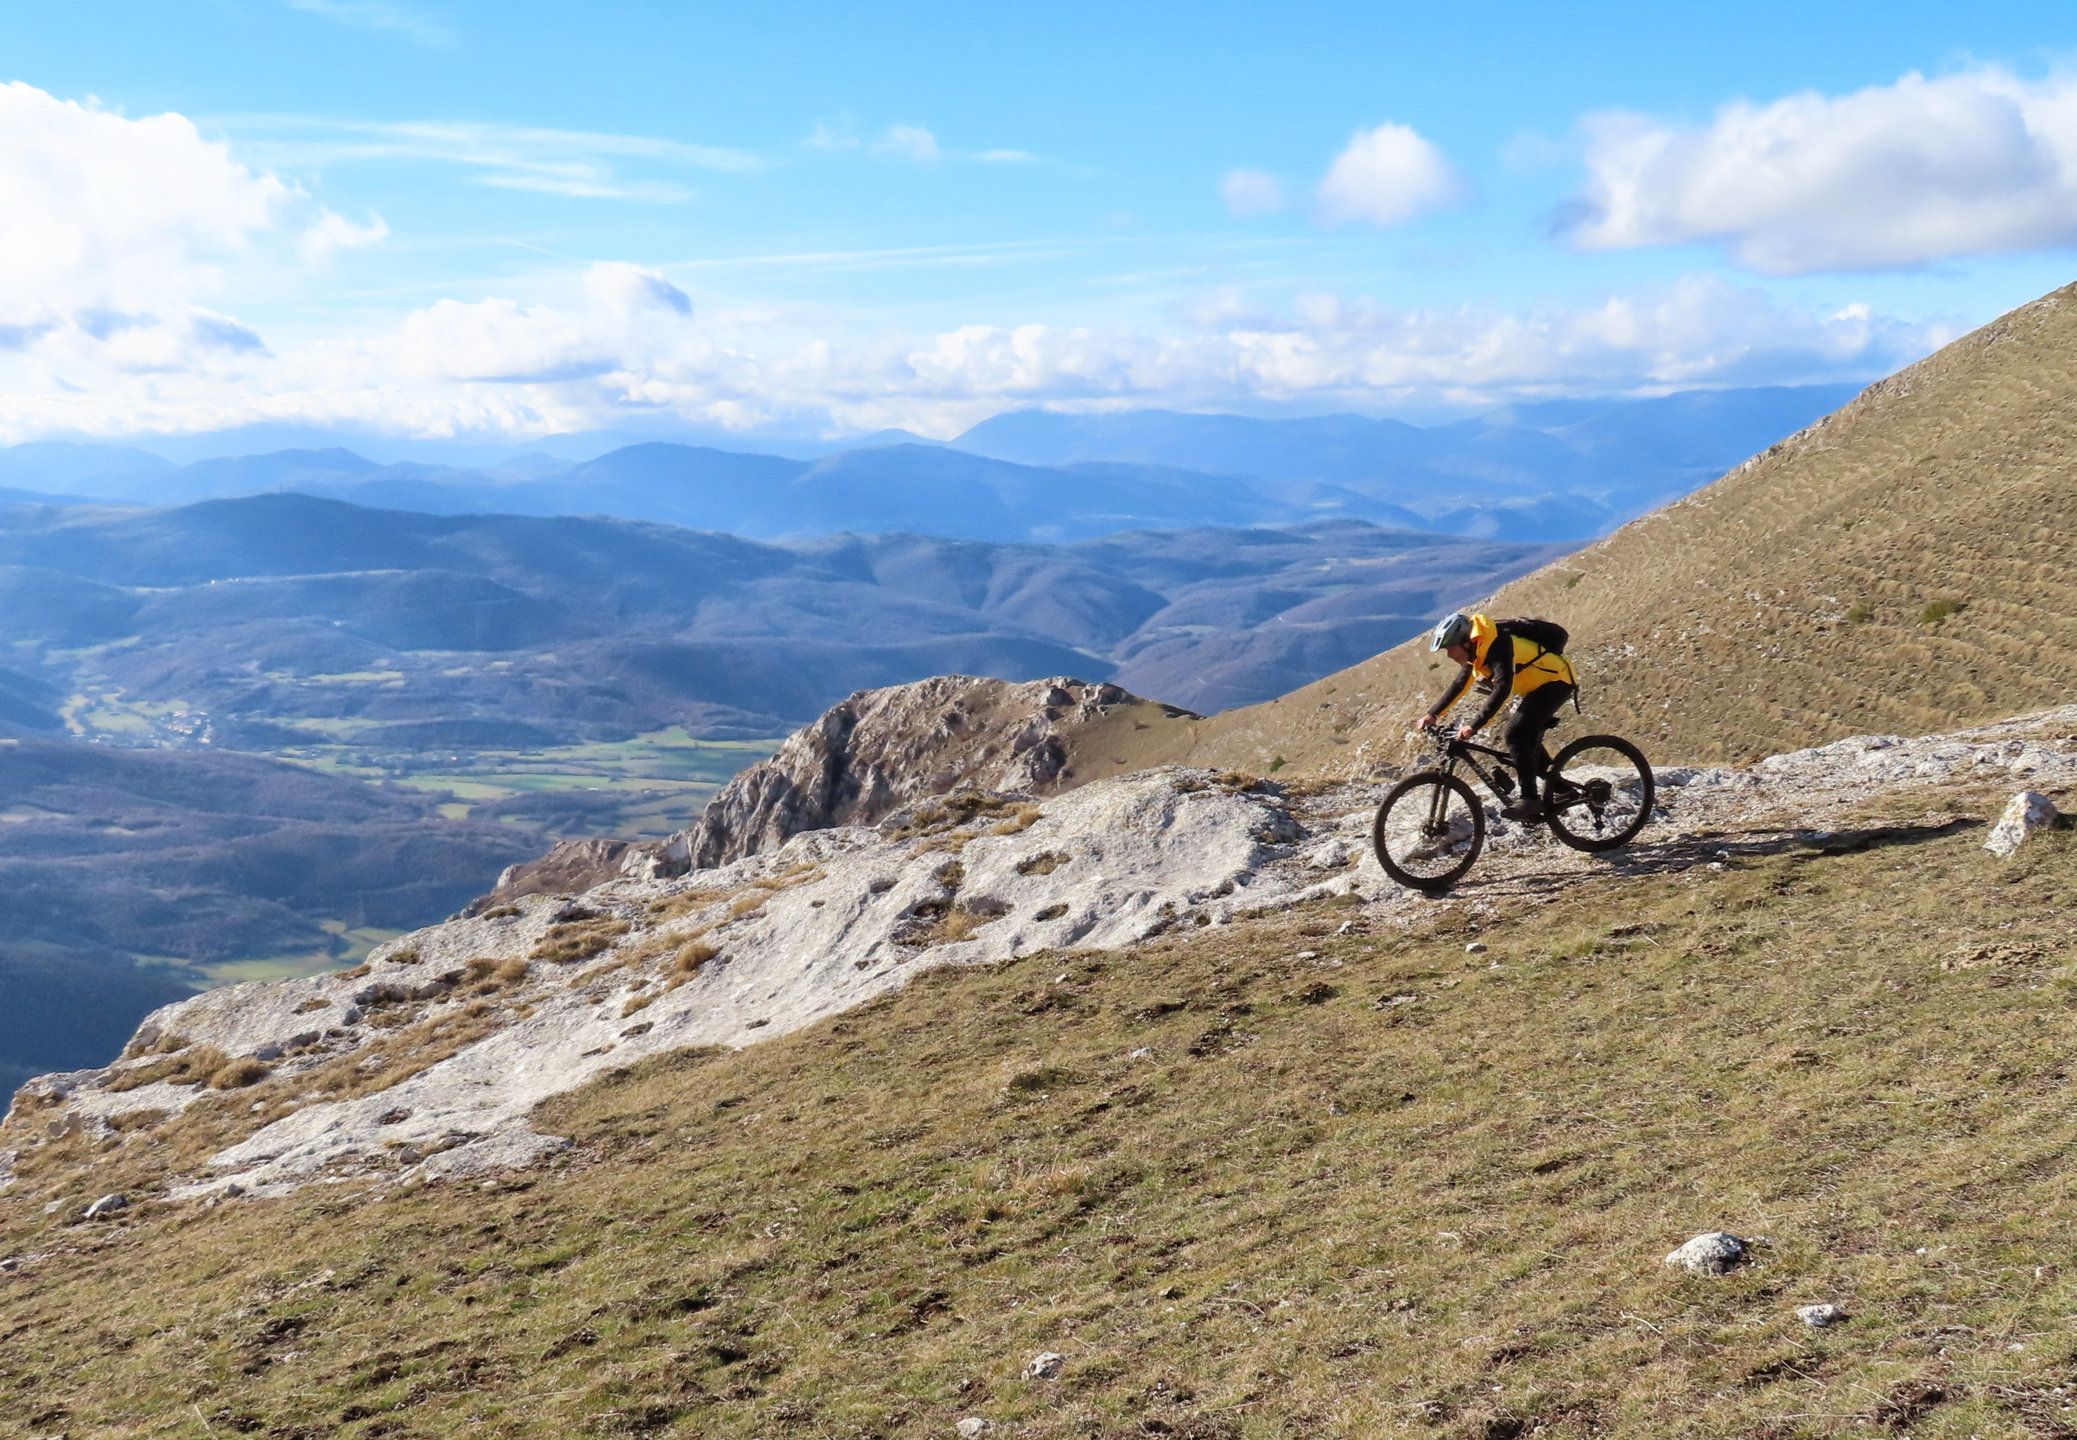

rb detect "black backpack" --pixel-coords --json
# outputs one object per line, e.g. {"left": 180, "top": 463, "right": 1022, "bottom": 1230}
{"left": 1498, "top": 617, "right": 1579, "bottom": 711}
{"left": 1498, "top": 616, "right": 1569, "bottom": 655}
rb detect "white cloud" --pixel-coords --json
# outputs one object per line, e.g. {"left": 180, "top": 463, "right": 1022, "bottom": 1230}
{"left": 0, "top": 264, "right": 1947, "bottom": 444}
{"left": 804, "top": 121, "right": 859, "bottom": 152}
{"left": 585, "top": 262, "right": 693, "bottom": 316}
{"left": 1564, "top": 67, "right": 2077, "bottom": 273}
{"left": 223, "top": 116, "right": 761, "bottom": 202}
{"left": 875, "top": 124, "right": 941, "bottom": 163}
{"left": 1220, "top": 168, "right": 1287, "bottom": 217}
{"left": 285, "top": 0, "right": 453, "bottom": 46}
{"left": 809, "top": 123, "right": 1035, "bottom": 167}
{"left": 0, "top": 82, "right": 291, "bottom": 334}
{"left": 300, "top": 209, "right": 389, "bottom": 267}
{"left": 1315, "top": 122, "right": 1470, "bottom": 228}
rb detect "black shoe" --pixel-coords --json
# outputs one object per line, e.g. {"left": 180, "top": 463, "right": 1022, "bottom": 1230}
{"left": 1500, "top": 800, "right": 1545, "bottom": 823}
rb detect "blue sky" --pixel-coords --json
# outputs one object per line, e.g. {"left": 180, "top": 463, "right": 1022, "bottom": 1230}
{"left": 3, "top": 0, "right": 2077, "bottom": 445}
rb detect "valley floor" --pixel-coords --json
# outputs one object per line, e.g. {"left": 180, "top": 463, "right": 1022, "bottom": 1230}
{"left": 4, "top": 727, "right": 2077, "bottom": 1437}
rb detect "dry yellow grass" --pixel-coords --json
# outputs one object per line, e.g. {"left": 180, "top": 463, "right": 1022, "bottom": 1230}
{"left": 926, "top": 905, "right": 996, "bottom": 945}
{"left": 205, "top": 1057, "right": 271, "bottom": 1090}
{"left": 529, "top": 918, "right": 631, "bottom": 965}
{"left": 5, "top": 793, "right": 2077, "bottom": 1438}
{"left": 673, "top": 938, "right": 719, "bottom": 977}
{"left": 102, "top": 1044, "right": 233, "bottom": 1094}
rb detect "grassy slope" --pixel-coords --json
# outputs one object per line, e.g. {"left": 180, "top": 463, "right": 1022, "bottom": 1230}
{"left": 6, "top": 783, "right": 2077, "bottom": 1438}
{"left": 1174, "top": 281, "right": 2077, "bottom": 773}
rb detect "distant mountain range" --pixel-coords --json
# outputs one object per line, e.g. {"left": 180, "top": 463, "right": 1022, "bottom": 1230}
{"left": 0, "top": 383, "right": 1859, "bottom": 545}
{"left": 0, "top": 493, "right": 1566, "bottom": 735}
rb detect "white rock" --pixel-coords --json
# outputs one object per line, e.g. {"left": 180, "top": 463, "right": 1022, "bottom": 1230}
{"left": 1985, "top": 790, "right": 2060, "bottom": 857}
{"left": 84, "top": 1193, "right": 128, "bottom": 1220}
{"left": 1663, "top": 1231, "right": 1745, "bottom": 1274}
{"left": 111, "top": 767, "right": 1324, "bottom": 1196}
{"left": 1303, "top": 836, "right": 1357, "bottom": 870}
{"left": 1464, "top": 941, "right": 1487, "bottom": 954}
{"left": 1024, "top": 1351, "right": 1065, "bottom": 1381}
{"left": 956, "top": 1420, "right": 993, "bottom": 1438}
{"left": 1795, "top": 1302, "right": 1845, "bottom": 1327}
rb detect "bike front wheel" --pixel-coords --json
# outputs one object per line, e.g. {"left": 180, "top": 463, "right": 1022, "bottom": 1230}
{"left": 1373, "top": 771, "right": 1486, "bottom": 893}
{"left": 1544, "top": 734, "right": 1655, "bottom": 852}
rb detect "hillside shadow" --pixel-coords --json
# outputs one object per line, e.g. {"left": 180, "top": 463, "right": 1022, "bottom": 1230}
{"left": 1465, "top": 816, "right": 1985, "bottom": 903}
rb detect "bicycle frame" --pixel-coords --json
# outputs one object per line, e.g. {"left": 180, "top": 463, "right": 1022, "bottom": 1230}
{"left": 1425, "top": 737, "right": 1588, "bottom": 813}
{"left": 1426, "top": 737, "right": 1515, "bottom": 806}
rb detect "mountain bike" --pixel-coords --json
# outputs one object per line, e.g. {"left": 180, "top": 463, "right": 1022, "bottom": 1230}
{"left": 1371, "top": 729, "right": 1655, "bottom": 894}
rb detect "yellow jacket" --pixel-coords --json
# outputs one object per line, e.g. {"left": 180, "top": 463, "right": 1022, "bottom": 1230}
{"left": 1430, "top": 614, "right": 1577, "bottom": 729}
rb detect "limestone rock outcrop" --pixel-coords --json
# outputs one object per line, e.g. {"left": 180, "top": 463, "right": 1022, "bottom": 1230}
{"left": 679, "top": 675, "right": 1196, "bottom": 870}
{"left": 13, "top": 765, "right": 1328, "bottom": 1198}
{"left": 475, "top": 835, "right": 693, "bottom": 913}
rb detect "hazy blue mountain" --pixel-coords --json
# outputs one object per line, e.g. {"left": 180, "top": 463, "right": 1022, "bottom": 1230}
{"left": 7, "top": 442, "right": 1423, "bottom": 542}
{"left": 950, "top": 385, "right": 1862, "bottom": 535}
{"left": 0, "top": 440, "right": 170, "bottom": 492}
{"left": 0, "top": 383, "right": 1862, "bottom": 546}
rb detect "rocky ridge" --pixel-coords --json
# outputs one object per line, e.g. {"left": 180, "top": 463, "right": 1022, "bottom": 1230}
{"left": 678, "top": 675, "right": 1198, "bottom": 871}
{"left": 5, "top": 705, "right": 2075, "bottom": 1209}
{"left": 473, "top": 676, "right": 1201, "bottom": 908}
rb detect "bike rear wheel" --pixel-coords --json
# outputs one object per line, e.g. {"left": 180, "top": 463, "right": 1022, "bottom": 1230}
{"left": 1544, "top": 734, "right": 1654, "bottom": 852}
{"left": 1373, "top": 771, "right": 1486, "bottom": 893}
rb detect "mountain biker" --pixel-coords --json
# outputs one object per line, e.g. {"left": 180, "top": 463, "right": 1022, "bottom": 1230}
{"left": 1412, "top": 611, "right": 1577, "bottom": 823}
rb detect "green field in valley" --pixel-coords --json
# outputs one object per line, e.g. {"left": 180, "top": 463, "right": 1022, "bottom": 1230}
{"left": 282, "top": 727, "right": 780, "bottom": 840}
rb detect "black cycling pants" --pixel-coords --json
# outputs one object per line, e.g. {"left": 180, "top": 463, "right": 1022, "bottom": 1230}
{"left": 1503, "top": 683, "right": 1575, "bottom": 805}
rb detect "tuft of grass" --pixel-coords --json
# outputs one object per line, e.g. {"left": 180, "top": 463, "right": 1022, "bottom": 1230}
{"left": 121, "top": 1030, "right": 191, "bottom": 1061}
{"left": 882, "top": 790, "right": 1039, "bottom": 842}
{"left": 461, "top": 956, "right": 532, "bottom": 991}
{"left": 103, "top": 1044, "right": 231, "bottom": 1093}
{"left": 529, "top": 919, "right": 630, "bottom": 965}
{"left": 104, "top": 1107, "right": 170, "bottom": 1132}
{"left": 1845, "top": 601, "right": 1875, "bottom": 623}
{"left": 669, "top": 938, "right": 720, "bottom": 987}
{"left": 927, "top": 906, "right": 996, "bottom": 945}
{"left": 1919, "top": 597, "right": 1967, "bottom": 624}
{"left": 207, "top": 1057, "right": 271, "bottom": 1090}
{"left": 645, "top": 888, "right": 732, "bottom": 923}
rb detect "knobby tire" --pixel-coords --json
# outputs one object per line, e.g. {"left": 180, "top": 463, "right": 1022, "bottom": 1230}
{"left": 1373, "top": 770, "right": 1486, "bottom": 894}
{"left": 1543, "top": 733, "right": 1655, "bottom": 852}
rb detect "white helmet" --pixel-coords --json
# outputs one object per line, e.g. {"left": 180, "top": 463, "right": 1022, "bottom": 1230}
{"left": 1429, "top": 611, "right": 1473, "bottom": 652}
